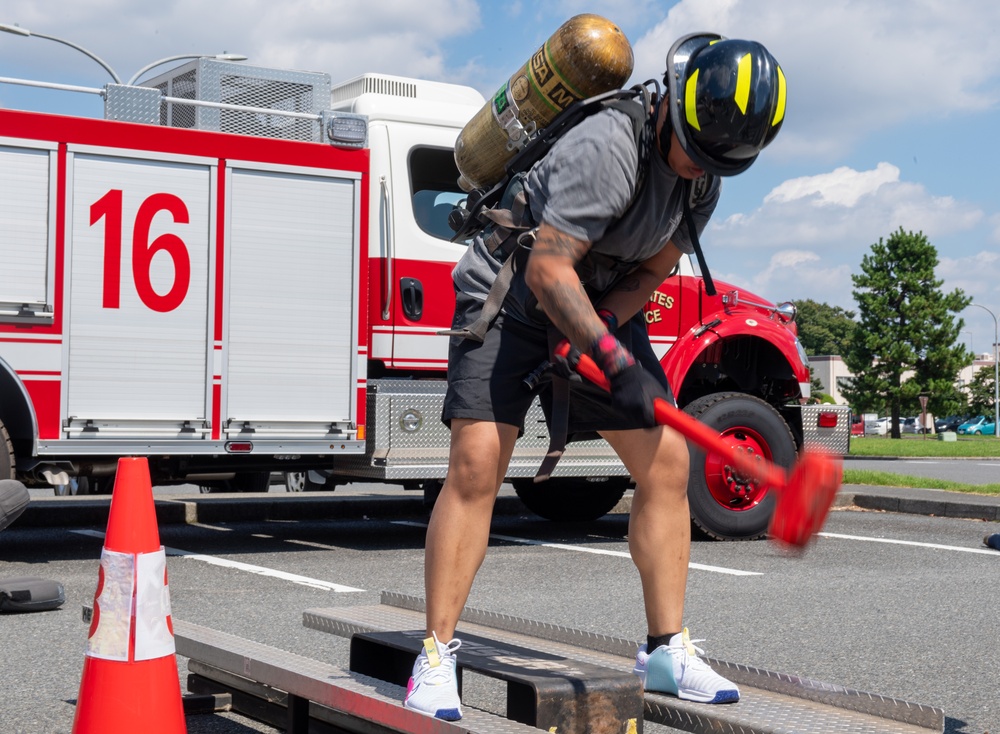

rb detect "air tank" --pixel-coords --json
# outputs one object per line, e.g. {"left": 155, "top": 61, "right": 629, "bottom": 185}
{"left": 454, "top": 14, "right": 634, "bottom": 192}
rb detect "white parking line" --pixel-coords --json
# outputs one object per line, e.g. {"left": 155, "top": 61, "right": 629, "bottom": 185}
{"left": 70, "top": 529, "right": 364, "bottom": 592}
{"left": 391, "top": 521, "right": 761, "bottom": 576}
{"left": 818, "top": 531, "right": 999, "bottom": 555}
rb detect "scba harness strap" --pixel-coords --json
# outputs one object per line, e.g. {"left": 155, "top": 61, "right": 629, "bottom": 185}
{"left": 437, "top": 174, "right": 536, "bottom": 342}
{"left": 440, "top": 88, "right": 656, "bottom": 344}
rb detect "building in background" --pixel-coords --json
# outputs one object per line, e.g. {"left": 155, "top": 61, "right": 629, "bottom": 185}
{"left": 809, "top": 353, "right": 997, "bottom": 407}
{"left": 809, "top": 355, "right": 853, "bottom": 405}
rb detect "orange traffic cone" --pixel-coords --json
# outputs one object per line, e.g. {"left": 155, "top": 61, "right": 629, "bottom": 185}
{"left": 72, "top": 457, "right": 187, "bottom": 733}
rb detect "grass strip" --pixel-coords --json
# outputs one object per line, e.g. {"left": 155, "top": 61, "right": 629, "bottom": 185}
{"left": 849, "top": 436, "right": 1000, "bottom": 458}
{"left": 843, "top": 468, "right": 1000, "bottom": 496}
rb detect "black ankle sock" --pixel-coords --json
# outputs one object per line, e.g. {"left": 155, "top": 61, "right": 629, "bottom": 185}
{"left": 647, "top": 633, "right": 679, "bottom": 651}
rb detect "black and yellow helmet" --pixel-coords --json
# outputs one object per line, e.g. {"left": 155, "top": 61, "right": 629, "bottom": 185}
{"left": 665, "top": 33, "right": 786, "bottom": 176}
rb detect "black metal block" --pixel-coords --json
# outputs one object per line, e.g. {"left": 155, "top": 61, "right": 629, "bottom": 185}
{"left": 350, "top": 629, "right": 643, "bottom": 734}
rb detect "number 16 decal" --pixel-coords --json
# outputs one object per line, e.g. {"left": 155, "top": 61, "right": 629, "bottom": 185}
{"left": 90, "top": 189, "right": 192, "bottom": 313}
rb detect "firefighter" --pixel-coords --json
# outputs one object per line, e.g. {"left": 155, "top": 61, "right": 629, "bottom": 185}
{"left": 404, "top": 33, "right": 787, "bottom": 720}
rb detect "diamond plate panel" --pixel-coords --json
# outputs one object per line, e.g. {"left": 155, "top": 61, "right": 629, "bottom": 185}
{"left": 800, "top": 404, "right": 851, "bottom": 454}
{"left": 339, "top": 379, "right": 629, "bottom": 481}
{"left": 104, "top": 84, "right": 161, "bottom": 124}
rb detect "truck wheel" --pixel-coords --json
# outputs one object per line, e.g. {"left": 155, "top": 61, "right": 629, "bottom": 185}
{"left": 284, "top": 471, "right": 335, "bottom": 492}
{"left": 0, "top": 418, "right": 13, "bottom": 481}
{"left": 683, "top": 392, "right": 796, "bottom": 541}
{"left": 512, "top": 476, "right": 629, "bottom": 522}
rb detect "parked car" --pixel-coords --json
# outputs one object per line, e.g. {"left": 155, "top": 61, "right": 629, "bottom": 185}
{"left": 865, "top": 416, "right": 890, "bottom": 436}
{"left": 981, "top": 421, "right": 997, "bottom": 436}
{"left": 851, "top": 415, "right": 865, "bottom": 437}
{"left": 935, "top": 415, "right": 967, "bottom": 433}
{"left": 957, "top": 416, "right": 989, "bottom": 435}
{"left": 901, "top": 416, "right": 933, "bottom": 434}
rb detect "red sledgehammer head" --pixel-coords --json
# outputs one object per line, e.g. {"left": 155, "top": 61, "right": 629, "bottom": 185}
{"left": 767, "top": 450, "right": 843, "bottom": 549}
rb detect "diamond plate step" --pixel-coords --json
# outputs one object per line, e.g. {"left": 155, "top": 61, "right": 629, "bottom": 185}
{"left": 303, "top": 592, "right": 944, "bottom": 734}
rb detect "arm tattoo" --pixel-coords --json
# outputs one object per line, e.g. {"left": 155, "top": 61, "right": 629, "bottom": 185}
{"left": 614, "top": 275, "right": 641, "bottom": 293}
{"left": 532, "top": 229, "right": 590, "bottom": 261}
{"left": 541, "top": 281, "right": 605, "bottom": 345}
{"left": 528, "top": 226, "right": 605, "bottom": 347}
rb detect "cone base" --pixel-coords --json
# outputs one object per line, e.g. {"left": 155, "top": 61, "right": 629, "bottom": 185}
{"left": 72, "top": 654, "right": 187, "bottom": 733}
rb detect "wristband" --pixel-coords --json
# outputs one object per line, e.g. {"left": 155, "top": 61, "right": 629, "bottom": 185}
{"left": 596, "top": 308, "right": 619, "bottom": 334}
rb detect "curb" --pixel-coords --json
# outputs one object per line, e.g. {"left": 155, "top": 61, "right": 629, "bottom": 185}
{"left": 14, "top": 485, "right": 1000, "bottom": 528}
{"left": 14, "top": 493, "right": 538, "bottom": 529}
{"left": 836, "top": 490, "right": 1000, "bottom": 522}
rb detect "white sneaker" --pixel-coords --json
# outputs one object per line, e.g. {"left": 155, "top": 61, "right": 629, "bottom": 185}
{"left": 633, "top": 629, "right": 739, "bottom": 704}
{"left": 403, "top": 633, "right": 463, "bottom": 720}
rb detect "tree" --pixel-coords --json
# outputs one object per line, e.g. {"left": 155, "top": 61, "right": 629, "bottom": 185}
{"left": 793, "top": 299, "right": 857, "bottom": 356}
{"left": 841, "top": 228, "right": 973, "bottom": 437}
{"left": 966, "top": 365, "right": 996, "bottom": 418}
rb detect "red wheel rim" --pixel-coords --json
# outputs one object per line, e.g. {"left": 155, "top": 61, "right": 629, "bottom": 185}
{"left": 701, "top": 425, "right": 773, "bottom": 511}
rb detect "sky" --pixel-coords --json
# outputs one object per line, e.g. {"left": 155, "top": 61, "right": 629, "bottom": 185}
{"left": 2, "top": 0, "right": 999, "bottom": 357}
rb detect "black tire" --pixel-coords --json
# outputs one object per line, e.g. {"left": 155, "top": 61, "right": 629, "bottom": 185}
{"left": 0, "top": 418, "right": 14, "bottom": 481}
{"left": 201, "top": 471, "right": 271, "bottom": 493}
{"left": 512, "top": 476, "right": 629, "bottom": 522}
{"left": 93, "top": 473, "right": 117, "bottom": 494}
{"left": 232, "top": 472, "right": 271, "bottom": 492}
{"left": 422, "top": 478, "right": 444, "bottom": 509}
{"left": 684, "top": 392, "right": 796, "bottom": 541}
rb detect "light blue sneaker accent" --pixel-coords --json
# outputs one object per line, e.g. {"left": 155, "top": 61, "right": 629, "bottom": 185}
{"left": 633, "top": 629, "right": 739, "bottom": 704}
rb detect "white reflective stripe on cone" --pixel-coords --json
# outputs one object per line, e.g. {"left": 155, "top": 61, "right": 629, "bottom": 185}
{"left": 134, "top": 548, "right": 176, "bottom": 660}
{"left": 87, "top": 549, "right": 134, "bottom": 662}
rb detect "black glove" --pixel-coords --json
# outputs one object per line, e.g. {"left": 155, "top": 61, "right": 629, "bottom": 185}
{"left": 608, "top": 362, "right": 671, "bottom": 426}
{"left": 590, "top": 333, "right": 670, "bottom": 426}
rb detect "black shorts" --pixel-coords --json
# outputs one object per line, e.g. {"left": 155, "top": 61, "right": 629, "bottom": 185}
{"left": 442, "top": 292, "right": 675, "bottom": 437}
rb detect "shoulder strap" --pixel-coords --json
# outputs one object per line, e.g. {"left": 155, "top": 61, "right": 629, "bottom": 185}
{"left": 683, "top": 178, "right": 716, "bottom": 296}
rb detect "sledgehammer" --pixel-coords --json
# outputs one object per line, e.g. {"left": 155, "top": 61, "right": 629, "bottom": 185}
{"left": 558, "top": 344, "right": 844, "bottom": 549}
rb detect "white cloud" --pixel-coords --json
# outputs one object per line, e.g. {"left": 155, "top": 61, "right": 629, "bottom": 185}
{"left": 713, "top": 250, "right": 855, "bottom": 308}
{"left": 0, "top": 0, "right": 482, "bottom": 85}
{"left": 710, "top": 163, "right": 983, "bottom": 252}
{"left": 702, "top": 162, "right": 988, "bottom": 312}
{"left": 765, "top": 163, "right": 899, "bottom": 208}
{"left": 630, "top": 0, "right": 1000, "bottom": 160}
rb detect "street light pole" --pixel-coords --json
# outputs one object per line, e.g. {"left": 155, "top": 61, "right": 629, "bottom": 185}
{"left": 0, "top": 23, "right": 122, "bottom": 83}
{"left": 970, "top": 303, "right": 999, "bottom": 439}
{"left": 127, "top": 53, "right": 247, "bottom": 86}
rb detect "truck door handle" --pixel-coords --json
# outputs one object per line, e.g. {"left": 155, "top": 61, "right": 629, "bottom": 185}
{"left": 379, "top": 176, "right": 393, "bottom": 321}
{"left": 400, "top": 278, "right": 423, "bottom": 321}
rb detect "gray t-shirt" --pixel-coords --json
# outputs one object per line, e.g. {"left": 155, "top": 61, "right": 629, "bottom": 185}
{"left": 452, "top": 104, "right": 721, "bottom": 327}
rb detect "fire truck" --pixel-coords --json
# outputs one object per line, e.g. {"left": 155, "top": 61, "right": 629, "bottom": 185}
{"left": 0, "top": 59, "right": 848, "bottom": 539}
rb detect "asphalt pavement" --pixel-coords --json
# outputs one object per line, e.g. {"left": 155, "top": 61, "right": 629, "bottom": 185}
{"left": 3, "top": 462, "right": 999, "bottom": 733}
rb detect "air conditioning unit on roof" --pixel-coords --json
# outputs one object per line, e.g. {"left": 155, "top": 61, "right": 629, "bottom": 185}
{"left": 137, "top": 59, "right": 332, "bottom": 142}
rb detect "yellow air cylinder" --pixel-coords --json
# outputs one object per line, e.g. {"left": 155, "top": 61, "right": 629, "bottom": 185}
{"left": 455, "top": 14, "right": 634, "bottom": 192}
